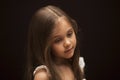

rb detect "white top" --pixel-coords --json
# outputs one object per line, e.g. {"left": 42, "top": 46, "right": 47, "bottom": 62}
{"left": 33, "top": 57, "right": 86, "bottom": 80}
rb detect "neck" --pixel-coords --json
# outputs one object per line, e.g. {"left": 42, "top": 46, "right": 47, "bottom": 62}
{"left": 53, "top": 57, "right": 72, "bottom": 66}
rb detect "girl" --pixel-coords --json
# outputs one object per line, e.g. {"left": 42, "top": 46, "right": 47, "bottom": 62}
{"left": 26, "top": 5, "right": 86, "bottom": 80}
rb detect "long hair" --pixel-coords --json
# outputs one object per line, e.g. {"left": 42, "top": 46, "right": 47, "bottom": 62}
{"left": 26, "top": 5, "right": 83, "bottom": 80}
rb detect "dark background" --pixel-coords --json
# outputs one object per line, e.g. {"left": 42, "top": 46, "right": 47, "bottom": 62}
{"left": 1, "top": 0, "right": 120, "bottom": 80}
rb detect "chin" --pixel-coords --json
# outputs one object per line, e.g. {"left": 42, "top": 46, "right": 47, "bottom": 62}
{"left": 65, "top": 52, "right": 74, "bottom": 59}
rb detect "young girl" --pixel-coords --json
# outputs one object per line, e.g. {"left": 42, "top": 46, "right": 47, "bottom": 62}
{"left": 26, "top": 5, "right": 86, "bottom": 80}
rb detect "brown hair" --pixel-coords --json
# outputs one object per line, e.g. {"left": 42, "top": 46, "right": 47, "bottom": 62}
{"left": 26, "top": 5, "right": 83, "bottom": 80}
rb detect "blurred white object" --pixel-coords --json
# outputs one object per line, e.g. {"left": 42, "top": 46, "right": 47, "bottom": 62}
{"left": 79, "top": 57, "right": 85, "bottom": 70}
{"left": 79, "top": 57, "right": 86, "bottom": 80}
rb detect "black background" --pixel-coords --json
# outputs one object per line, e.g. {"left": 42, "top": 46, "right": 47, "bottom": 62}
{"left": 1, "top": 0, "right": 120, "bottom": 80}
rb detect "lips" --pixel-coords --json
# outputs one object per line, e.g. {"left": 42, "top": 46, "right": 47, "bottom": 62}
{"left": 64, "top": 47, "right": 73, "bottom": 53}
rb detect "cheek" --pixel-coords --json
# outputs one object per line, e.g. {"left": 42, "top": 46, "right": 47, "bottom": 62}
{"left": 51, "top": 44, "right": 63, "bottom": 55}
{"left": 72, "top": 33, "right": 77, "bottom": 46}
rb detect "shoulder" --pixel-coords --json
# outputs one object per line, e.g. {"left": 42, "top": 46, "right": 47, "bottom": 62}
{"left": 33, "top": 65, "right": 50, "bottom": 80}
{"left": 34, "top": 70, "right": 49, "bottom": 80}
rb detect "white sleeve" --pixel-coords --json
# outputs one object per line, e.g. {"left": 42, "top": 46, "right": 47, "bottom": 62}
{"left": 79, "top": 57, "right": 87, "bottom": 80}
{"left": 79, "top": 57, "right": 85, "bottom": 72}
{"left": 33, "top": 65, "right": 49, "bottom": 76}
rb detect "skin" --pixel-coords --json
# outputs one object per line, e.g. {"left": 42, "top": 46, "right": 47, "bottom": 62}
{"left": 50, "top": 17, "right": 77, "bottom": 80}
{"left": 34, "top": 17, "right": 77, "bottom": 80}
{"left": 34, "top": 70, "right": 49, "bottom": 80}
{"left": 51, "top": 17, "right": 77, "bottom": 65}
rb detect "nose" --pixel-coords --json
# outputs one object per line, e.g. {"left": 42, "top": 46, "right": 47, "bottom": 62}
{"left": 64, "top": 38, "right": 71, "bottom": 48}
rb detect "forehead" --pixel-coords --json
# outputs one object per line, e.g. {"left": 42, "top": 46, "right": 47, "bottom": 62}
{"left": 51, "top": 17, "right": 73, "bottom": 35}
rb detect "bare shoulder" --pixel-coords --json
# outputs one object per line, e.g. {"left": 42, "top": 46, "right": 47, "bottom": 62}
{"left": 34, "top": 70, "right": 49, "bottom": 80}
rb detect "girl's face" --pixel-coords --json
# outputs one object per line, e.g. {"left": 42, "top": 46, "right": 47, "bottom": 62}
{"left": 50, "top": 17, "right": 76, "bottom": 61}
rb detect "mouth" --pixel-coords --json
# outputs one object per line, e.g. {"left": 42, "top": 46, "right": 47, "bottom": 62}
{"left": 64, "top": 47, "right": 73, "bottom": 53}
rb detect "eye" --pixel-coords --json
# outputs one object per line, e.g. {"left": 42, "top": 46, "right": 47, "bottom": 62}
{"left": 67, "top": 30, "right": 73, "bottom": 37}
{"left": 54, "top": 38, "right": 62, "bottom": 43}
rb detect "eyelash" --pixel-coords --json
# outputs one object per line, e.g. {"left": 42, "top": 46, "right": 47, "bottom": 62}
{"left": 54, "top": 38, "right": 62, "bottom": 43}
{"left": 67, "top": 31, "right": 73, "bottom": 37}
{"left": 54, "top": 31, "right": 73, "bottom": 43}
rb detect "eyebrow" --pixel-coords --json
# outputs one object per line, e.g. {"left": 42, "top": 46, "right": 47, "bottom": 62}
{"left": 67, "top": 28, "right": 73, "bottom": 32}
{"left": 51, "top": 27, "right": 73, "bottom": 39}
